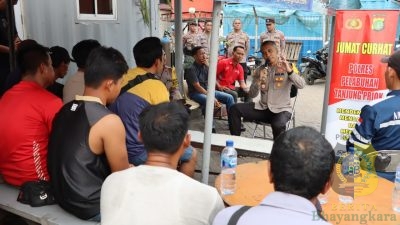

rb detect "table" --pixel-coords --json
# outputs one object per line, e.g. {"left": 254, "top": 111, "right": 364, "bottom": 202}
{"left": 215, "top": 161, "right": 400, "bottom": 225}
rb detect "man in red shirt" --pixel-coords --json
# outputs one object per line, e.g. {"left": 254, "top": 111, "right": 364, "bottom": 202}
{"left": 0, "top": 43, "right": 62, "bottom": 186}
{"left": 216, "top": 45, "right": 250, "bottom": 103}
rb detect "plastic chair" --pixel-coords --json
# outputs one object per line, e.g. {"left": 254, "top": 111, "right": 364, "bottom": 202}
{"left": 251, "top": 85, "right": 298, "bottom": 139}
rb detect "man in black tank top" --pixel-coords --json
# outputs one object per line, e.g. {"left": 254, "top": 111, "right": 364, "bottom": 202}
{"left": 48, "top": 46, "right": 130, "bottom": 221}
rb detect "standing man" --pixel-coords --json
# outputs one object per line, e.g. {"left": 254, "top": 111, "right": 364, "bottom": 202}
{"left": 228, "top": 41, "right": 305, "bottom": 140}
{"left": 347, "top": 50, "right": 400, "bottom": 181}
{"left": 226, "top": 19, "right": 250, "bottom": 81}
{"left": 0, "top": 43, "right": 62, "bottom": 187}
{"left": 0, "top": 0, "right": 20, "bottom": 89}
{"left": 260, "top": 17, "right": 286, "bottom": 57}
{"left": 216, "top": 45, "right": 249, "bottom": 103}
{"left": 48, "top": 46, "right": 130, "bottom": 221}
{"left": 183, "top": 20, "right": 200, "bottom": 68}
{"left": 110, "top": 37, "right": 197, "bottom": 177}
{"left": 101, "top": 102, "right": 224, "bottom": 225}
{"left": 199, "top": 20, "right": 212, "bottom": 56}
{"left": 213, "top": 126, "right": 334, "bottom": 225}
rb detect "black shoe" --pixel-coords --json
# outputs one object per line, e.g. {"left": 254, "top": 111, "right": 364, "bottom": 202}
{"left": 212, "top": 128, "right": 217, "bottom": 133}
{"left": 242, "top": 118, "right": 251, "bottom": 123}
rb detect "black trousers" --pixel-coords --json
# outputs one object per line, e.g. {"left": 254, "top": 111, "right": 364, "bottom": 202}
{"left": 222, "top": 87, "right": 250, "bottom": 103}
{"left": 228, "top": 102, "right": 291, "bottom": 140}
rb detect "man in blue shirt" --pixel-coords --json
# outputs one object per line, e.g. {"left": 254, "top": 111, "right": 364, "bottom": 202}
{"left": 347, "top": 50, "right": 400, "bottom": 181}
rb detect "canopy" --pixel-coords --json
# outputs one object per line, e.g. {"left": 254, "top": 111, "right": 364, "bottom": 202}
{"left": 216, "top": 0, "right": 313, "bottom": 11}
{"left": 171, "top": 0, "right": 213, "bottom": 21}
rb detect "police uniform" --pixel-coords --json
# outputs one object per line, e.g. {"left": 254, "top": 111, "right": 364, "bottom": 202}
{"left": 260, "top": 30, "right": 286, "bottom": 56}
{"left": 226, "top": 31, "right": 250, "bottom": 80}
{"left": 225, "top": 31, "right": 249, "bottom": 64}
{"left": 183, "top": 32, "right": 201, "bottom": 55}
{"left": 260, "top": 18, "right": 286, "bottom": 57}
{"left": 199, "top": 32, "right": 211, "bottom": 55}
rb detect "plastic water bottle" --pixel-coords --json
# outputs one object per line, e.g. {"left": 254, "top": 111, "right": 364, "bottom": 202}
{"left": 220, "top": 140, "right": 237, "bottom": 195}
{"left": 392, "top": 163, "right": 400, "bottom": 212}
{"left": 339, "top": 147, "right": 360, "bottom": 204}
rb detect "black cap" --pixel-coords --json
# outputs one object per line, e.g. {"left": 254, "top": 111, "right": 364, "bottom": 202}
{"left": 381, "top": 50, "right": 400, "bottom": 75}
{"left": 266, "top": 18, "right": 275, "bottom": 24}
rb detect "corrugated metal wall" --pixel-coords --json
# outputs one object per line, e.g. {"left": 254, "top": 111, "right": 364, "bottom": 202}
{"left": 20, "top": 0, "right": 152, "bottom": 79}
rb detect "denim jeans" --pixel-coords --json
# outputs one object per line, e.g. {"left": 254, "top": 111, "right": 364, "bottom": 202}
{"left": 189, "top": 90, "right": 234, "bottom": 111}
{"left": 131, "top": 146, "right": 194, "bottom": 166}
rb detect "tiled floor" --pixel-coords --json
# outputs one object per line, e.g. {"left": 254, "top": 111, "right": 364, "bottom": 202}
{"left": 189, "top": 78, "right": 327, "bottom": 185}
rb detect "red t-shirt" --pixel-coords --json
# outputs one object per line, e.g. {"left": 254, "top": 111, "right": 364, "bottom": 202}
{"left": 216, "top": 58, "right": 244, "bottom": 90}
{"left": 0, "top": 81, "right": 62, "bottom": 186}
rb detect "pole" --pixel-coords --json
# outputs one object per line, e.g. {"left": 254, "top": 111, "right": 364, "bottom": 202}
{"left": 201, "top": 1, "right": 222, "bottom": 184}
{"left": 320, "top": 15, "right": 335, "bottom": 137}
{"left": 174, "top": 0, "right": 184, "bottom": 95}
{"left": 253, "top": 6, "right": 258, "bottom": 53}
{"left": 6, "top": 0, "right": 16, "bottom": 72}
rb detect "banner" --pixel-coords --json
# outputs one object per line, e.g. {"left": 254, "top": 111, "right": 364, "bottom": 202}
{"left": 217, "top": 0, "right": 313, "bottom": 11}
{"left": 324, "top": 10, "right": 399, "bottom": 155}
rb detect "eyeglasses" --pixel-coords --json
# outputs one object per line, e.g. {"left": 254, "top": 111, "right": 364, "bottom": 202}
{"left": 266, "top": 24, "right": 272, "bottom": 26}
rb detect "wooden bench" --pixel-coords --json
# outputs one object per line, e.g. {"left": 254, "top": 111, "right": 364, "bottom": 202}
{"left": 189, "top": 130, "right": 272, "bottom": 157}
{"left": 284, "top": 41, "right": 303, "bottom": 65}
{"left": 183, "top": 79, "right": 201, "bottom": 111}
{"left": 0, "top": 183, "right": 98, "bottom": 225}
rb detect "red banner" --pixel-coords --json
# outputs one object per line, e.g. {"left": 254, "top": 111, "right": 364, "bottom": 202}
{"left": 324, "top": 10, "right": 399, "bottom": 152}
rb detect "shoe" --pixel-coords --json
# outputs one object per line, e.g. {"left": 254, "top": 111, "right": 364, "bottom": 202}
{"left": 240, "top": 124, "right": 246, "bottom": 132}
{"left": 212, "top": 128, "right": 217, "bottom": 133}
{"left": 242, "top": 118, "right": 252, "bottom": 123}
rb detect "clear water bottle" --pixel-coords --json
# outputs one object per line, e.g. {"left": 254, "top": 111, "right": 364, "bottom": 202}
{"left": 392, "top": 163, "right": 400, "bottom": 212}
{"left": 220, "top": 140, "right": 237, "bottom": 195}
{"left": 339, "top": 147, "right": 360, "bottom": 203}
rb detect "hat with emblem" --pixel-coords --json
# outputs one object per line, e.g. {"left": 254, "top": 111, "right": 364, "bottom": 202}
{"left": 266, "top": 18, "right": 275, "bottom": 24}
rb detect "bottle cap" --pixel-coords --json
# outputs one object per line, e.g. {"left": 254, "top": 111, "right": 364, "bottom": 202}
{"left": 226, "top": 140, "right": 234, "bottom": 147}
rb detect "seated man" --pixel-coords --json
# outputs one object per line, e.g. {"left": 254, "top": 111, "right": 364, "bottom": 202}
{"left": 186, "top": 46, "right": 235, "bottom": 114}
{"left": 0, "top": 43, "right": 62, "bottom": 187}
{"left": 216, "top": 45, "right": 249, "bottom": 103}
{"left": 213, "top": 126, "right": 334, "bottom": 225}
{"left": 101, "top": 102, "right": 224, "bottom": 225}
{"left": 48, "top": 46, "right": 130, "bottom": 221}
{"left": 110, "top": 37, "right": 197, "bottom": 177}
{"left": 63, "top": 39, "right": 100, "bottom": 104}
{"left": 228, "top": 41, "right": 305, "bottom": 140}
{"left": 347, "top": 50, "right": 400, "bottom": 182}
{"left": 47, "top": 46, "right": 71, "bottom": 99}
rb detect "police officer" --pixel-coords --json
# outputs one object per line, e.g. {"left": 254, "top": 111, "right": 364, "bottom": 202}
{"left": 226, "top": 19, "right": 250, "bottom": 81}
{"left": 199, "top": 20, "right": 212, "bottom": 56}
{"left": 183, "top": 20, "right": 201, "bottom": 68}
{"left": 260, "top": 18, "right": 286, "bottom": 57}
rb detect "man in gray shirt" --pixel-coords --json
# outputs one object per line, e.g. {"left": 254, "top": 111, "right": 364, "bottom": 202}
{"left": 213, "top": 126, "right": 334, "bottom": 225}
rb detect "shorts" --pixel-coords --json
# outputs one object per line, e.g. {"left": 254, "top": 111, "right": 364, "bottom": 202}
{"left": 130, "top": 146, "right": 194, "bottom": 166}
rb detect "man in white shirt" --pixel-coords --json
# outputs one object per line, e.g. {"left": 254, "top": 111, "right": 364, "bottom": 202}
{"left": 101, "top": 102, "right": 224, "bottom": 225}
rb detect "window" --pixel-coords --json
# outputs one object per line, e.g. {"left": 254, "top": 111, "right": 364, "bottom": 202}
{"left": 76, "top": 0, "right": 117, "bottom": 21}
